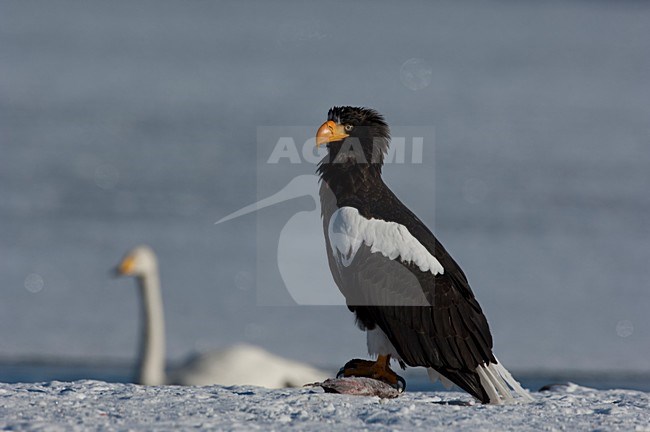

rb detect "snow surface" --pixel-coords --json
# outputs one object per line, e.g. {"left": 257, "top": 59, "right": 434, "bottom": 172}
{"left": 1, "top": 381, "right": 649, "bottom": 431}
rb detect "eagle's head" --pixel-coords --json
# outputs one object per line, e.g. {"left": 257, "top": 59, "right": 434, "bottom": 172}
{"left": 316, "top": 106, "right": 390, "bottom": 169}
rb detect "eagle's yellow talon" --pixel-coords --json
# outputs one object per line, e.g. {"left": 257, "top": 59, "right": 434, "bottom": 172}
{"left": 336, "top": 355, "right": 406, "bottom": 392}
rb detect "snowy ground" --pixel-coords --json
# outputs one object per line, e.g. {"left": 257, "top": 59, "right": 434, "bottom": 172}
{"left": 1, "top": 381, "right": 649, "bottom": 431}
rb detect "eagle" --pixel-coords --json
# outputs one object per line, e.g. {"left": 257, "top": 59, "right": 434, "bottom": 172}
{"left": 315, "top": 106, "right": 532, "bottom": 404}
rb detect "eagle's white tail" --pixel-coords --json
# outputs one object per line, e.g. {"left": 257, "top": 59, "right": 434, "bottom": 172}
{"left": 476, "top": 359, "right": 534, "bottom": 404}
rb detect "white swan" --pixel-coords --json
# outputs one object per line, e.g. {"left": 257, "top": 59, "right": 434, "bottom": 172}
{"left": 114, "top": 245, "right": 329, "bottom": 387}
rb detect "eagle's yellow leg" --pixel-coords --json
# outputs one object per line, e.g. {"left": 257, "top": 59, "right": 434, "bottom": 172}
{"left": 337, "top": 355, "right": 405, "bottom": 391}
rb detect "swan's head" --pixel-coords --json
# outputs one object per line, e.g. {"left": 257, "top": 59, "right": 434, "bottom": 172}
{"left": 115, "top": 245, "right": 158, "bottom": 278}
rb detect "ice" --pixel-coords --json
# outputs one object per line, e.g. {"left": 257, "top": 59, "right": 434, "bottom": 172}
{"left": 0, "top": 381, "right": 648, "bottom": 431}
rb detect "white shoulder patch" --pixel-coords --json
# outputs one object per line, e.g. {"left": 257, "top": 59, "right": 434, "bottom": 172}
{"left": 327, "top": 206, "right": 444, "bottom": 275}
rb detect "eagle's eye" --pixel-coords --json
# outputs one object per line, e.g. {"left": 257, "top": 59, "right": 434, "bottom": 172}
{"left": 344, "top": 124, "right": 354, "bottom": 132}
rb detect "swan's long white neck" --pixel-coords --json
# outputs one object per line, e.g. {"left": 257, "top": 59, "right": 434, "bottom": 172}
{"left": 136, "top": 265, "right": 166, "bottom": 385}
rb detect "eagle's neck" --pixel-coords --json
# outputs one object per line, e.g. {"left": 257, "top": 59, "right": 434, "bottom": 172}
{"left": 317, "top": 159, "right": 384, "bottom": 212}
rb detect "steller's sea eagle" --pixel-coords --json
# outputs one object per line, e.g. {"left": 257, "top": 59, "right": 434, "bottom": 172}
{"left": 315, "top": 106, "right": 532, "bottom": 404}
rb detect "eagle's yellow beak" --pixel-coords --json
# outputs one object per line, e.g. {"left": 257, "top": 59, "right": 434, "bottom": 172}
{"left": 316, "top": 120, "right": 349, "bottom": 147}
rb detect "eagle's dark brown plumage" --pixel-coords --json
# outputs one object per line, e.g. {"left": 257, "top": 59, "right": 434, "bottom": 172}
{"left": 316, "top": 106, "right": 531, "bottom": 404}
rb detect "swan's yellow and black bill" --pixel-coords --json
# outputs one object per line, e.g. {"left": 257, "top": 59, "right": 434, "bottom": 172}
{"left": 116, "top": 255, "right": 135, "bottom": 276}
{"left": 316, "top": 120, "right": 349, "bottom": 147}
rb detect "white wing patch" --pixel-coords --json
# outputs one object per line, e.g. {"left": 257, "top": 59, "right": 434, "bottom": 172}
{"left": 328, "top": 206, "right": 444, "bottom": 275}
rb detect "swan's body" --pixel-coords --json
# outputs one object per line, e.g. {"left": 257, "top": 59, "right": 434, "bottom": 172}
{"left": 115, "top": 245, "right": 329, "bottom": 387}
{"left": 169, "top": 343, "right": 328, "bottom": 388}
